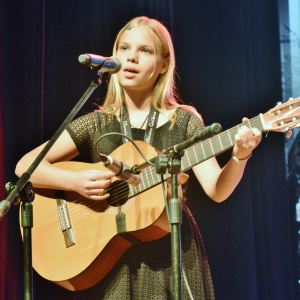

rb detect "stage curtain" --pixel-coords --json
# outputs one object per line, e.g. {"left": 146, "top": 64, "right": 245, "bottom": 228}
{"left": 0, "top": 0, "right": 296, "bottom": 299}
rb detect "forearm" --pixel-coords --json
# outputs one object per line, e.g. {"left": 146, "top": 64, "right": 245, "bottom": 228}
{"left": 15, "top": 153, "right": 76, "bottom": 191}
{"left": 15, "top": 131, "right": 114, "bottom": 200}
{"left": 212, "top": 157, "right": 248, "bottom": 202}
{"left": 193, "top": 153, "right": 250, "bottom": 203}
{"left": 208, "top": 119, "right": 261, "bottom": 202}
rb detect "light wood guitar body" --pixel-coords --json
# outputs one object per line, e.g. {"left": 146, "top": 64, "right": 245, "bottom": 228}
{"left": 24, "top": 141, "right": 186, "bottom": 291}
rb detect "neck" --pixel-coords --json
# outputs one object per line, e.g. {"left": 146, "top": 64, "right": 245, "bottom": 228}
{"left": 123, "top": 88, "right": 153, "bottom": 111}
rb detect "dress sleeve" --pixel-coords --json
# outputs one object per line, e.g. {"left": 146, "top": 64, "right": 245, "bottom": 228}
{"left": 66, "top": 112, "right": 101, "bottom": 159}
{"left": 186, "top": 111, "right": 205, "bottom": 140}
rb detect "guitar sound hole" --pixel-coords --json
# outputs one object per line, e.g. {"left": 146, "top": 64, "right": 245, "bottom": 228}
{"left": 106, "top": 180, "right": 129, "bottom": 207}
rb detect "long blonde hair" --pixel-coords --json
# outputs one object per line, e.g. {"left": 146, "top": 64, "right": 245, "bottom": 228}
{"left": 102, "top": 16, "right": 200, "bottom": 126}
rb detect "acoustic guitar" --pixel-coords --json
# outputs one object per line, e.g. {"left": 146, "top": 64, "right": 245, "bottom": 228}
{"left": 21, "top": 97, "right": 300, "bottom": 291}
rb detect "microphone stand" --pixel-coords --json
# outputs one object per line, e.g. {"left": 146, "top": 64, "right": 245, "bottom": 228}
{"left": 156, "top": 151, "right": 183, "bottom": 300}
{"left": 0, "top": 69, "right": 104, "bottom": 300}
{"left": 134, "top": 123, "right": 222, "bottom": 300}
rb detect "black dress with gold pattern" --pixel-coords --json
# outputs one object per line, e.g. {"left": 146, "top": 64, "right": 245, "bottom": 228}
{"left": 66, "top": 107, "right": 215, "bottom": 300}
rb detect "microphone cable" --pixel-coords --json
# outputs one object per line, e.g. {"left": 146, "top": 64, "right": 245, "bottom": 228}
{"left": 95, "top": 132, "right": 195, "bottom": 299}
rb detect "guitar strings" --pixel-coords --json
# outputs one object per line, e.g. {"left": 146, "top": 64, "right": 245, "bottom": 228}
{"left": 67, "top": 117, "right": 264, "bottom": 224}
{"left": 69, "top": 118, "right": 262, "bottom": 224}
{"left": 68, "top": 117, "right": 263, "bottom": 223}
{"left": 68, "top": 166, "right": 162, "bottom": 224}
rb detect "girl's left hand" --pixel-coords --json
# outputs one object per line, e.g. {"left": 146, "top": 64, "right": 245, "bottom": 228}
{"left": 232, "top": 117, "right": 262, "bottom": 160}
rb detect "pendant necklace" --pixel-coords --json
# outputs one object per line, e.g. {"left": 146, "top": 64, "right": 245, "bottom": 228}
{"left": 132, "top": 114, "right": 149, "bottom": 129}
{"left": 120, "top": 103, "right": 159, "bottom": 145}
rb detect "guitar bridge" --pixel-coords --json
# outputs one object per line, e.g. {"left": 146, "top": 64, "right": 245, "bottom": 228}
{"left": 55, "top": 191, "right": 75, "bottom": 248}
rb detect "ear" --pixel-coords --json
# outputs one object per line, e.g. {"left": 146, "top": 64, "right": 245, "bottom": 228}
{"left": 159, "top": 57, "right": 169, "bottom": 74}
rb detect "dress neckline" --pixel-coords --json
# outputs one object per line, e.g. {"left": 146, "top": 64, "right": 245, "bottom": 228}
{"left": 113, "top": 107, "right": 180, "bottom": 130}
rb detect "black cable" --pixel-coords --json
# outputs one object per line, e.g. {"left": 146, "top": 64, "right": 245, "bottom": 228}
{"left": 94, "top": 132, "right": 155, "bottom": 167}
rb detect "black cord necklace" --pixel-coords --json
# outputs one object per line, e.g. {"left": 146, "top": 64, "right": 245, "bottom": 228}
{"left": 131, "top": 114, "right": 149, "bottom": 129}
{"left": 120, "top": 103, "right": 159, "bottom": 145}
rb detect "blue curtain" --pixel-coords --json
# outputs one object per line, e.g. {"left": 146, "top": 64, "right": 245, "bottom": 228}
{"left": 0, "top": 0, "right": 295, "bottom": 299}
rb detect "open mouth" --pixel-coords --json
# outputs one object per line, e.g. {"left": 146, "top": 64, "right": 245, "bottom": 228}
{"left": 124, "top": 68, "right": 139, "bottom": 74}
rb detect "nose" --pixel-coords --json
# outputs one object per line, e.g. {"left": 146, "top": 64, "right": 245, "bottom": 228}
{"left": 127, "top": 50, "right": 138, "bottom": 63}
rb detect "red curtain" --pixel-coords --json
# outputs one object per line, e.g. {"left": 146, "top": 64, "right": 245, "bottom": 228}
{"left": 0, "top": 40, "right": 8, "bottom": 300}
{"left": 0, "top": 38, "right": 18, "bottom": 300}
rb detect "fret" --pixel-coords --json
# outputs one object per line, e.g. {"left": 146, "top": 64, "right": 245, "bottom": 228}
{"left": 181, "top": 151, "right": 190, "bottom": 170}
{"left": 186, "top": 150, "right": 191, "bottom": 167}
{"left": 209, "top": 139, "right": 214, "bottom": 155}
{"left": 220, "top": 131, "right": 233, "bottom": 149}
{"left": 149, "top": 167, "right": 155, "bottom": 185}
{"left": 150, "top": 169, "right": 155, "bottom": 186}
{"left": 141, "top": 174, "right": 146, "bottom": 190}
{"left": 156, "top": 172, "right": 161, "bottom": 184}
{"left": 145, "top": 169, "right": 150, "bottom": 188}
{"left": 227, "top": 130, "right": 233, "bottom": 145}
{"left": 202, "top": 139, "right": 214, "bottom": 158}
{"left": 149, "top": 167, "right": 159, "bottom": 185}
{"left": 129, "top": 185, "right": 136, "bottom": 198}
{"left": 129, "top": 186, "right": 133, "bottom": 197}
{"left": 193, "top": 144, "right": 198, "bottom": 161}
{"left": 210, "top": 135, "right": 223, "bottom": 154}
{"left": 137, "top": 183, "right": 141, "bottom": 193}
{"left": 218, "top": 135, "right": 224, "bottom": 150}
{"left": 201, "top": 142, "right": 206, "bottom": 159}
{"left": 155, "top": 170, "right": 161, "bottom": 184}
{"left": 258, "top": 114, "right": 266, "bottom": 131}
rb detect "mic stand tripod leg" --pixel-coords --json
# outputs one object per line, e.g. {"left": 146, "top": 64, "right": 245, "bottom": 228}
{"left": 169, "top": 171, "right": 182, "bottom": 300}
{"left": 16, "top": 182, "right": 35, "bottom": 300}
{"left": 156, "top": 153, "right": 183, "bottom": 299}
{"left": 22, "top": 201, "right": 33, "bottom": 300}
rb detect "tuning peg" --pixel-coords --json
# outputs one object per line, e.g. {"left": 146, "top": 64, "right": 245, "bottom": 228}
{"left": 288, "top": 97, "right": 294, "bottom": 101}
{"left": 276, "top": 101, "right": 283, "bottom": 106}
{"left": 286, "top": 130, "right": 293, "bottom": 138}
{"left": 274, "top": 108, "right": 282, "bottom": 115}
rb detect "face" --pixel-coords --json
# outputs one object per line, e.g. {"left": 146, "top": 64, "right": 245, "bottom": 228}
{"left": 116, "top": 26, "right": 168, "bottom": 94}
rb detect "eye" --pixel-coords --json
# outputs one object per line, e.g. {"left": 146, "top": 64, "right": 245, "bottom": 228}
{"left": 142, "top": 48, "right": 153, "bottom": 54}
{"left": 119, "top": 45, "right": 128, "bottom": 51}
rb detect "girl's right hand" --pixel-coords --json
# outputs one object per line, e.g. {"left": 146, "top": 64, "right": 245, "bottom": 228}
{"left": 70, "top": 170, "right": 115, "bottom": 200}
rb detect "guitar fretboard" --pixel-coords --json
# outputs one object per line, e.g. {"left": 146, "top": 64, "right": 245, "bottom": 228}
{"left": 129, "top": 114, "right": 265, "bottom": 198}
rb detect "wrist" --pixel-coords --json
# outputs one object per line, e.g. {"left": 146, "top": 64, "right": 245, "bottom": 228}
{"left": 231, "top": 151, "right": 252, "bottom": 164}
{"left": 65, "top": 171, "right": 78, "bottom": 191}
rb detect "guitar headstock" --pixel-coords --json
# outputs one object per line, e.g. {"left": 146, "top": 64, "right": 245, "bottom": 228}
{"left": 263, "top": 97, "right": 300, "bottom": 136}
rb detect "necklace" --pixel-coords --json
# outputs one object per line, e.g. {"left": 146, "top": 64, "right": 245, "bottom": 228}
{"left": 131, "top": 114, "right": 149, "bottom": 129}
{"left": 120, "top": 103, "right": 159, "bottom": 145}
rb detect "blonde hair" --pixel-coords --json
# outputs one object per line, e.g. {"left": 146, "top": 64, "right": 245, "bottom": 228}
{"left": 102, "top": 16, "right": 200, "bottom": 126}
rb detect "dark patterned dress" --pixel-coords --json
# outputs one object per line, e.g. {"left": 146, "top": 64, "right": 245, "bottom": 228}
{"left": 66, "top": 107, "right": 215, "bottom": 300}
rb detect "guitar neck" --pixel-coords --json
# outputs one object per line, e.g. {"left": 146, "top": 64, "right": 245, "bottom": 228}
{"left": 180, "top": 114, "right": 265, "bottom": 172}
{"left": 129, "top": 114, "right": 265, "bottom": 198}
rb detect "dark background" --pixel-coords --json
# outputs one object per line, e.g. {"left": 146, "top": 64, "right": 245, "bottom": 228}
{"left": 0, "top": 0, "right": 296, "bottom": 299}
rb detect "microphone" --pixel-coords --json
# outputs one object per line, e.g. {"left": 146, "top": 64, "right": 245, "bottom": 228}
{"left": 78, "top": 53, "right": 122, "bottom": 74}
{"left": 99, "top": 154, "right": 141, "bottom": 186}
{"left": 166, "top": 123, "right": 222, "bottom": 155}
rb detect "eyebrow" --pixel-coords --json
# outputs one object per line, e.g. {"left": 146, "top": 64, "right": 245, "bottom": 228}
{"left": 118, "top": 41, "right": 155, "bottom": 49}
